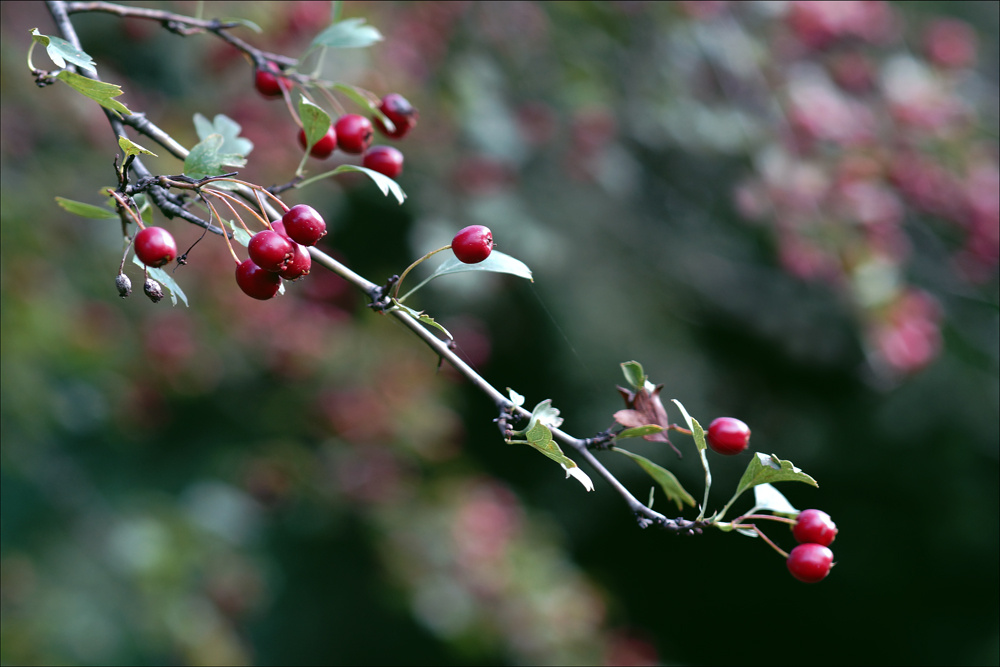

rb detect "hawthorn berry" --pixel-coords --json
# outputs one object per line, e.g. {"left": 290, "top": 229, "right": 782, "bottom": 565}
{"left": 254, "top": 65, "right": 289, "bottom": 98}
{"left": 236, "top": 258, "right": 281, "bottom": 300}
{"left": 249, "top": 229, "right": 295, "bottom": 272}
{"left": 298, "top": 125, "right": 338, "bottom": 159}
{"left": 334, "top": 114, "right": 374, "bottom": 154}
{"left": 786, "top": 543, "right": 834, "bottom": 583}
{"left": 134, "top": 226, "right": 178, "bottom": 268}
{"left": 279, "top": 242, "right": 311, "bottom": 281}
{"left": 451, "top": 225, "right": 494, "bottom": 264}
{"left": 373, "top": 93, "right": 418, "bottom": 139}
{"left": 793, "top": 509, "right": 838, "bottom": 546}
{"left": 362, "top": 145, "right": 404, "bottom": 179}
{"left": 706, "top": 417, "right": 751, "bottom": 456}
{"left": 282, "top": 204, "right": 327, "bottom": 247}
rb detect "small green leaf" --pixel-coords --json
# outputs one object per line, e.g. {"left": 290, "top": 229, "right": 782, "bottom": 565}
{"left": 118, "top": 135, "right": 157, "bottom": 158}
{"left": 672, "top": 399, "right": 707, "bottom": 451}
{"left": 219, "top": 17, "right": 262, "bottom": 33}
{"left": 131, "top": 255, "right": 188, "bottom": 306}
{"left": 184, "top": 134, "right": 247, "bottom": 180}
{"left": 749, "top": 483, "right": 799, "bottom": 516}
{"left": 620, "top": 361, "right": 646, "bottom": 391}
{"left": 55, "top": 70, "right": 131, "bottom": 116}
{"left": 297, "top": 97, "right": 332, "bottom": 150}
{"left": 424, "top": 250, "right": 534, "bottom": 284}
{"left": 732, "top": 453, "right": 818, "bottom": 503}
{"left": 309, "top": 17, "right": 383, "bottom": 49}
{"left": 55, "top": 197, "right": 117, "bottom": 220}
{"left": 517, "top": 421, "right": 594, "bottom": 491}
{"left": 330, "top": 83, "right": 379, "bottom": 111}
{"left": 224, "top": 218, "right": 252, "bottom": 247}
{"left": 617, "top": 424, "right": 665, "bottom": 440}
{"left": 613, "top": 447, "right": 696, "bottom": 510}
{"left": 193, "top": 114, "right": 252, "bottom": 157}
{"left": 31, "top": 28, "right": 96, "bottom": 72}
{"left": 507, "top": 388, "right": 525, "bottom": 409}
{"left": 330, "top": 165, "right": 406, "bottom": 204}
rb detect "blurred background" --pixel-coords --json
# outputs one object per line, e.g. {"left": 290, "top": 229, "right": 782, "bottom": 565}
{"left": 2, "top": 1, "right": 997, "bottom": 665}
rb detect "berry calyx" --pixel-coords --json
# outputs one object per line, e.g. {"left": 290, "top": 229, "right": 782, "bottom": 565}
{"left": 298, "top": 125, "right": 338, "bottom": 159}
{"left": 248, "top": 229, "right": 295, "bottom": 272}
{"left": 451, "top": 225, "right": 494, "bottom": 264}
{"left": 793, "top": 509, "right": 838, "bottom": 546}
{"left": 362, "top": 145, "right": 404, "bottom": 179}
{"left": 236, "top": 259, "right": 281, "bottom": 300}
{"left": 281, "top": 204, "right": 327, "bottom": 247}
{"left": 706, "top": 417, "right": 751, "bottom": 456}
{"left": 134, "top": 226, "right": 178, "bottom": 268}
{"left": 786, "top": 543, "right": 834, "bottom": 583}
{"left": 254, "top": 65, "right": 289, "bottom": 98}
{"left": 334, "top": 114, "right": 374, "bottom": 154}
{"left": 279, "top": 242, "right": 311, "bottom": 281}
{"left": 374, "top": 93, "right": 418, "bottom": 139}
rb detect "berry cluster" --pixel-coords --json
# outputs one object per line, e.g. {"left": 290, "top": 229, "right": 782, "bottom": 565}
{"left": 236, "top": 204, "right": 324, "bottom": 300}
{"left": 787, "top": 509, "right": 838, "bottom": 583}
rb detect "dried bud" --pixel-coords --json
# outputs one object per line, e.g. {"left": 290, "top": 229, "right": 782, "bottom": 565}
{"left": 115, "top": 273, "right": 132, "bottom": 298}
{"left": 143, "top": 278, "right": 164, "bottom": 303}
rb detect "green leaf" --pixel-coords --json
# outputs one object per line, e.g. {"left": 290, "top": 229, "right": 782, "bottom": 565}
{"left": 330, "top": 165, "right": 406, "bottom": 204}
{"left": 515, "top": 421, "right": 594, "bottom": 492}
{"left": 330, "top": 82, "right": 379, "bottom": 111}
{"left": 613, "top": 447, "right": 695, "bottom": 510}
{"left": 309, "top": 17, "right": 383, "bottom": 49}
{"left": 672, "top": 399, "right": 707, "bottom": 451}
{"left": 620, "top": 361, "right": 647, "bottom": 391}
{"left": 732, "top": 453, "right": 818, "bottom": 503}
{"left": 749, "top": 483, "right": 799, "bottom": 516}
{"left": 297, "top": 97, "right": 332, "bottom": 150}
{"left": 224, "top": 218, "right": 252, "bottom": 247}
{"left": 219, "top": 17, "right": 262, "bottom": 33}
{"left": 31, "top": 28, "right": 96, "bottom": 72}
{"left": 193, "top": 114, "right": 252, "bottom": 157}
{"left": 118, "top": 135, "right": 157, "bottom": 158}
{"left": 55, "top": 197, "right": 117, "bottom": 220}
{"left": 423, "top": 250, "right": 534, "bottom": 285}
{"left": 55, "top": 70, "right": 131, "bottom": 116}
{"left": 184, "top": 134, "right": 247, "bottom": 180}
{"left": 131, "top": 255, "right": 188, "bottom": 307}
{"left": 617, "top": 424, "right": 665, "bottom": 440}
{"left": 392, "top": 301, "right": 454, "bottom": 340}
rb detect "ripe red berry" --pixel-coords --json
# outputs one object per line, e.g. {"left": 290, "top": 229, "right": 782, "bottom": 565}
{"left": 254, "top": 65, "right": 289, "bottom": 98}
{"left": 279, "top": 242, "right": 311, "bottom": 281}
{"left": 334, "top": 114, "right": 374, "bottom": 154}
{"left": 236, "top": 259, "right": 281, "bottom": 300}
{"left": 793, "top": 509, "right": 838, "bottom": 546}
{"left": 706, "top": 417, "right": 751, "bottom": 456}
{"left": 298, "top": 125, "right": 338, "bottom": 159}
{"left": 282, "top": 204, "right": 327, "bottom": 247}
{"left": 362, "top": 145, "right": 404, "bottom": 179}
{"left": 248, "top": 229, "right": 295, "bottom": 272}
{"left": 134, "top": 226, "right": 178, "bottom": 268}
{"left": 451, "top": 225, "right": 494, "bottom": 264}
{"left": 786, "top": 543, "right": 834, "bottom": 583}
{"left": 373, "top": 93, "right": 418, "bottom": 139}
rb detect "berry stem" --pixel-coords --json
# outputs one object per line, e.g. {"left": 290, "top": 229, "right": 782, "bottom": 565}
{"left": 392, "top": 245, "right": 451, "bottom": 302}
{"left": 107, "top": 189, "right": 146, "bottom": 229}
{"left": 201, "top": 196, "right": 241, "bottom": 265}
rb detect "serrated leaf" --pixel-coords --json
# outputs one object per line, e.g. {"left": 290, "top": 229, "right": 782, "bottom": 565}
{"left": 118, "top": 135, "right": 157, "bottom": 158}
{"left": 617, "top": 424, "right": 665, "bottom": 440}
{"left": 672, "top": 399, "right": 707, "bottom": 451}
{"left": 613, "top": 447, "right": 695, "bottom": 510}
{"left": 184, "top": 134, "right": 247, "bottom": 180}
{"left": 193, "top": 114, "right": 252, "bottom": 157}
{"left": 297, "top": 97, "right": 332, "bottom": 149}
{"left": 732, "top": 453, "right": 818, "bottom": 503}
{"left": 309, "top": 17, "right": 383, "bottom": 49}
{"left": 750, "top": 483, "right": 799, "bottom": 516}
{"left": 31, "top": 28, "right": 96, "bottom": 72}
{"left": 131, "top": 255, "right": 188, "bottom": 307}
{"left": 620, "top": 361, "right": 646, "bottom": 391}
{"left": 330, "top": 165, "right": 406, "bottom": 204}
{"left": 424, "top": 250, "right": 534, "bottom": 285}
{"left": 55, "top": 197, "right": 117, "bottom": 220}
{"left": 56, "top": 70, "right": 131, "bottom": 116}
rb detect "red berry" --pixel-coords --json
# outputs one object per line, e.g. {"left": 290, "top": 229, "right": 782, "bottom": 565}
{"left": 706, "top": 417, "right": 751, "bottom": 456}
{"left": 254, "top": 66, "right": 289, "bottom": 98}
{"left": 451, "top": 225, "right": 494, "bottom": 264}
{"left": 787, "top": 543, "right": 834, "bottom": 583}
{"left": 248, "top": 229, "right": 295, "bottom": 272}
{"left": 134, "top": 226, "right": 177, "bottom": 268}
{"left": 373, "top": 93, "right": 418, "bottom": 139}
{"left": 362, "top": 145, "right": 404, "bottom": 179}
{"left": 279, "top": 242, "right": 311, "bottom": 281}
{"left": 236, "top": 259, "right": 281, "bottom": 300}
{"left": 298, "top": 125, "right": 338, "bottom": 159}
{"left": 334, "top": 114, "right": 374, "bottom": 154}
{"left": 282, "top": 204, "right": 327, "bottom": 247}
{"left": 793, "top": 509, "right": 838, "bottom": 546}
